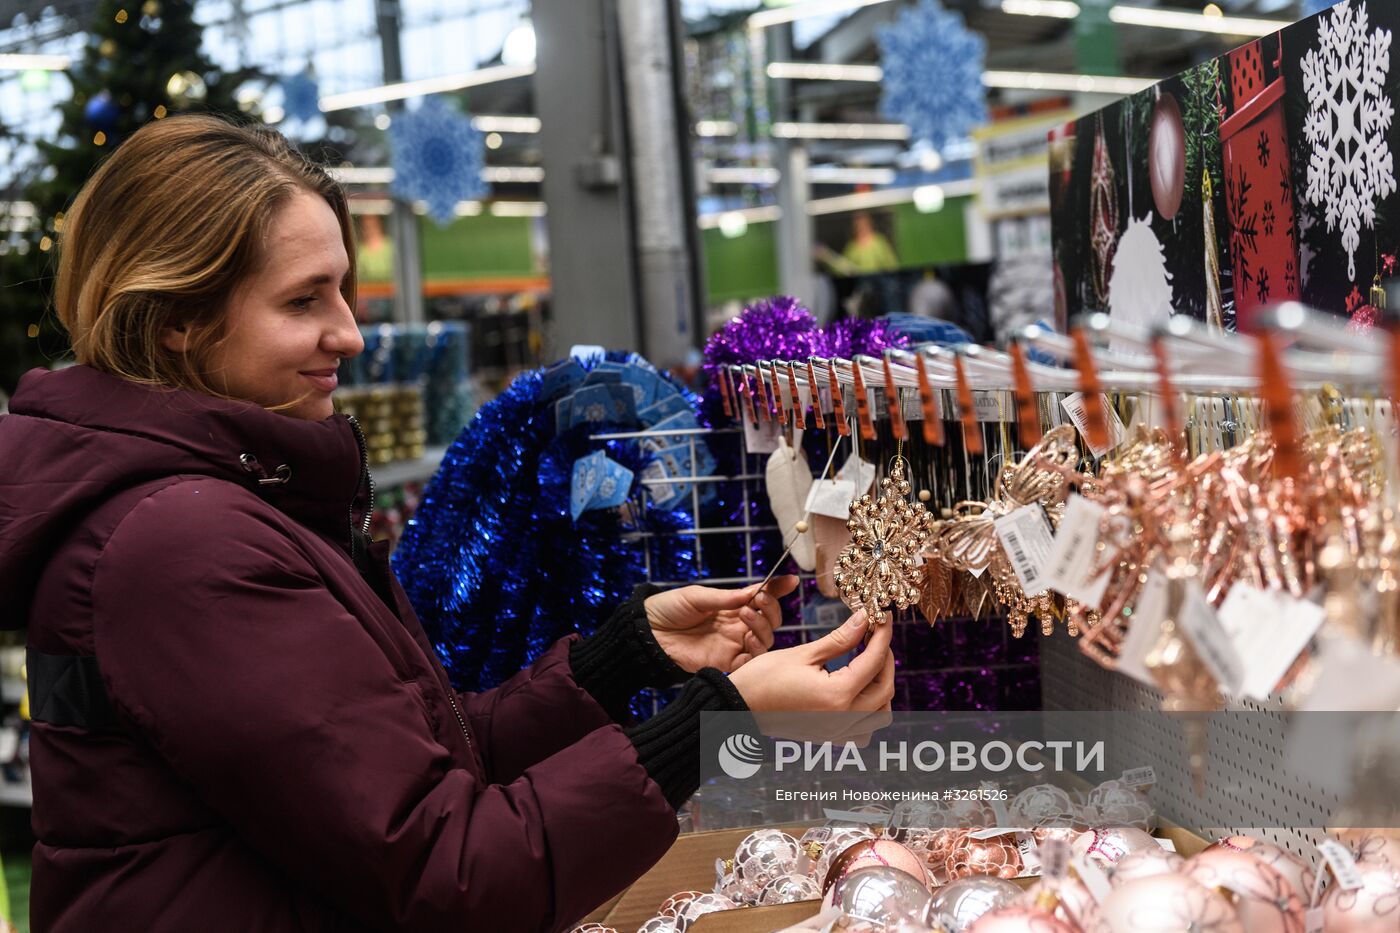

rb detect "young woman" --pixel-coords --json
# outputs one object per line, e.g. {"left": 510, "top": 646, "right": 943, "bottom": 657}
{"left": 0, "top": 114, "right": 895, "bottom": 932}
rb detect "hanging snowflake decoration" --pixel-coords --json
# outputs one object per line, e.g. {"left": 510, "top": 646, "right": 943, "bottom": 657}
{"left": 1300, "top": 0, "right": 1395, "bottom": 281}
{"left": 389, "top": 97, "right": 488, "bottom": 226}
{"left": 834, "top": 459, "right": 934, "bottom": 618}
{"left": 876, "top": 0, "right": 987, "bottom": 150}
{"left": 279, "top": 69, "right": 321, "bottom": 123}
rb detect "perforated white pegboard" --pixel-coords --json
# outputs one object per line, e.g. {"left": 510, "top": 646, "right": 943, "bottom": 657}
{"left": 1040, "top": 632, "right": 1339, "bottom": 867}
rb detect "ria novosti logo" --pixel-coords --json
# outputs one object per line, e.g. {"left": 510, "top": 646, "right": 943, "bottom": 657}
{"left": 717, "top": 733, "right": 764, "bottom": 779}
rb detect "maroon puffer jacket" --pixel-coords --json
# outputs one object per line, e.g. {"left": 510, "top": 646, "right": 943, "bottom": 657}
{"left": 0, "top": 365, "right": 686, "bottom": 932}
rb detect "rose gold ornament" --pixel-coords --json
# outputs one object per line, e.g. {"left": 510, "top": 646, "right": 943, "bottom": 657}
{"left": 1107, "top": 845, "right": 1184, "bottom": 886}
{"left": 734, "top": 828, "right": 802, "bottom": 888}
{"left": 1182, "top": 846, "right": 1305, "bottom": 933}
{"left": 1321, "top": 853, "right": 1400, "bottom": 932}
{"left": 757, "top": 872, "right": 821, "bottom": 905}
{"left": 1097, "top": 873, "right": 1245, "bottom": 932}
{"left": 655, "top": 891, "right": 704, "bottom": 918}
{"left": 635, "top": 918, "right": 682, "bottom": 933}
{"left": 806, "top": 825, "right": 879, "bottom": 883}
{"left": 1351, "top": 832, "right": 1400, "bottom": 872}
{"left": 834, "top": 458, "right": 935, "bottom": 616}
{"left": 568, "top": 925, "right": 619, "bottom": 933}
{"left": 944, "top": 832, "right": 1024, "bottom": 881}
{"left": 965, "top": 905, "right": 1077, "bottom": 933}
{"left": 1072, "top": 826, "right": 1159, "bottom": 868}
{"left": 674, "top": 892, "right": 737, "bottom": 927}
{"left": 1208, "top": 836, "right": 1316, "bottom": 906}
{"left": 826, "top": 839, "right": 932, "bottom": 894}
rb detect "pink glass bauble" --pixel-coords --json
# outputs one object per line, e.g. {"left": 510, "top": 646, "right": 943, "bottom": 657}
{"left": 1085, "top": 780, "right": 1156, "bottom": 832}
{"left": 1352, "top": 832, "right": 1400, "bottom": 871}
{"left": 674, "top": 892, "right": 737, "bottom": 927}
{"left": 1097, "top": 873, "right": 1245, "bottom": 932}
{"left": 965, "top": 905, "right": 1077, "bottom": 933}
{"left": 808, "top": 825, "right": 879, "bottom": 882}
{"left": 1148, "top": 91, "right": 1186, "bottom": 220}
{"left": 714, "top": 869, "right": 751, "bottom": 905}
{"left": 635, "top": 918, "right": 681, "bottom": 933}
{"left": 1183, "top": 846, "right": 1304, "bottom": 933}
{"left": 1209, "top": 837, "right": 1316, "bottom": 904}
{"left": 1320, "top": 853, "right": 1400, "bottom": 932}
{"left": 1010, "top": 785, "right": 1079, "bottom": 830}
{"left": 929, "top": 877, "right": 1024, "bottom": 933}
{"left": 1022, "top": 876, "right": 1103, "bottom": 930}
{"left": 656, "top": 891, "right": 704, "bottom": 918}
{"left": 1107, "top": 846, "right": 1184, "bottom": 886}
{"left": 758, "top": 871, "right": 821, "bottom": 905}
{"left": 944, "top": 832, "right": 1024, "bottom": 881}
{"left": 1072, "top": 826, "right": 1159, "bottom": 868}
{"left": 734, "top": 828, "right": 801, "bottom": 888}
{"left": 827, "top": 866, "right": 934, "bottom": 928}
{"left": 567, "top": 925, "right": 618, "bottom": 933}
{"left": 826, "top": 839, "right": 932, "bottom": 894}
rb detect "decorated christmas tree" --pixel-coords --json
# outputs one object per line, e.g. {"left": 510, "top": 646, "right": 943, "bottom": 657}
{"left": 0, "top": 0, "right": 259, "bottom": 393}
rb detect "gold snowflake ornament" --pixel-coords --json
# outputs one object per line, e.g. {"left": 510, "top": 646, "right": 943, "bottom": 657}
{"left": 834, "top": 459, "right": 935, "bottom": 619}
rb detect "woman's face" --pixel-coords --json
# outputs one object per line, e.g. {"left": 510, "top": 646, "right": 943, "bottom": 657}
{"left": 180, "top": 190, "right": 364, "bottom": 421}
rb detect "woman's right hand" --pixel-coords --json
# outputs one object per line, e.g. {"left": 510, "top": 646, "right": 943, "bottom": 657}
{"left": 728, "top": 609, "right": 895, "bottom": 715}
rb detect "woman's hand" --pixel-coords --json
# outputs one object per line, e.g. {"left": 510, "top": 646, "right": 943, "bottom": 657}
{"left": 644, "top": 575, "right": 799, "bottom": 674}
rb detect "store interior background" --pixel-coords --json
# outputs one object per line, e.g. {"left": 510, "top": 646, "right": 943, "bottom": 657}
{"left": 0, "top": 0, "right": 1343, "bottom": 927}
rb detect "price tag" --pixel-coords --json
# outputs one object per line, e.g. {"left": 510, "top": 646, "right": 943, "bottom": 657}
{"left": 1155, "top": 837, "right": 1177, "bottom": 851}
{"left": 1175, "top": 578, "right": 1246, "bottom": 695}
{"left": 1043, "top": 494, "right": 1111, "bottom": 609}
{"left": 1317, "top": 838, "right": 1366, "bottom": 891}
{"left": 1061, "top": 392, "right": 1126, "bottom": 459}
{"left": 993, "top": 505, "right": 1055, "bottom": 593}
{"left": 1304, "top": 907, "right": 1324, "bottom": 933}
{"left": 743, "top": 417, "right": 781, "bottom": 455}
{"left": 901, "top": 391, "right": 925, "bottom": 422}
{"left": 974, "top": 391, "right": 1006, "bottom": 423}
{"left": 1040, "top": 838, "right": 1071, "bottom": 881}
{"left": 1071, "top": 854, "right": 1112, "bottom": 903}
{"left": 836, "top": 454, "right": 877, "bottom": 495}
{"left": 805, "top": 480, "right": 858, "bottom": 520}
{"left": 1116, "top": 570, "right": 1169, "bottom": 686}
{"left": 1017, "top": 832, "right": 1042, "bottom": 876}
{"left": 1217, "top": 585, "right": 1325, "bottom": 700}
{"left": 1121, "top": 766, "right": 1157, "bottom": 788}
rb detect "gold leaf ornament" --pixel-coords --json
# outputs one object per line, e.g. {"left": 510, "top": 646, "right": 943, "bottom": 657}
{"left": 834, "top": 458, "right": 935, "bottom": 618}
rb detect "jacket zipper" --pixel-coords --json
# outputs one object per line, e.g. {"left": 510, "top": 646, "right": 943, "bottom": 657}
{"left": 347, "top": 414, "right": 473, "bottom": 759}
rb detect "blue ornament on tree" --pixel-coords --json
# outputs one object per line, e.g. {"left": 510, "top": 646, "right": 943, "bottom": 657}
{"left": 84, "top": 91, "right": 120, "bottom": 132}
{"left": 876, "top": 0, "right": 988, "bottom": 150}
{"left": 279, "top": 69, "right": 320, "bottom": 123}
{"left": 389, "top": 97, "right": 488, "bottom": 226}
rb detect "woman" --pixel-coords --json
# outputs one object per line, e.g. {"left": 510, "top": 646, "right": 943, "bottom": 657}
{"left": 0, "top": 115, "right": 895, "bottom": 932}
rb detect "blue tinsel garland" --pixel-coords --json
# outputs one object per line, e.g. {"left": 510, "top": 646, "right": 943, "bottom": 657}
{"left": 393, "top": 356, "right": 702, "bottom": 692}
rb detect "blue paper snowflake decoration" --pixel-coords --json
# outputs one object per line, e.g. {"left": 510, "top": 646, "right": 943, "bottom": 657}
{"left": 389, "top": 97, "right": 488, "bottom": 226}
{"left": 876, "top": 0, "right": 988, "bottom": 150}
{"left": 279, "top": 69, "right": 321, "bottom": 123}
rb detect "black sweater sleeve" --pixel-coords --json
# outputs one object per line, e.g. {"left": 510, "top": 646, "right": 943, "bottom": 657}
{"left": 568, "top": 584, "right": 687, "bottom": 721}
{"left": 624, "top": 667, "right": 750, "bottom": 809}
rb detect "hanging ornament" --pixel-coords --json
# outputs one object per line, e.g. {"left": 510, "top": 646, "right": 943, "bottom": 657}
{"left": 1202, "top": 168, "right": 1226, "bottom": 331}
{"left": 1148, "top": 91, "right": 1186, "bottom": 220}
{"left": 1089, "top": 121, "right": 1120, "bottom": 309}
{"left": 875, "top": 0, "right": 987, "bottom": 150}
{"left": 83, "top": 91, "right": 120, "bottom": 132}
{"left": 834, "top": 458, "right": 935, "bottom": 618}
{"left": 279, "top": 69, "right": 321, "bottom": 123}
{"left": 166, "top": 70, "right": 207, "bottom": 108}
{"left": 388, "top": 97, "right": 489, "bottom": 226}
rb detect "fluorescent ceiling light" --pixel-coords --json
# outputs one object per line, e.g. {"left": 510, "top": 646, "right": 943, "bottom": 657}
{"left": 806, "top": 178, "right": 977, "bottom": 215}
{"left": 772, "top": 122, "right": 910, "bottom": 141}
{"left": 490, "top": 201, "right": 547, "bottom": 217}
{"left": 696, "top": 120, "right": 739, "bottom": 137}
{"left": 0, "top": 53, "right": 70, "bottom": 71}
{"left": 482, "top": 166, "right": 545, "bottom": 183}
{"left": 706, "top": 167, "right": 782, "bottom": 185}
{"left": 501, "top": 24, "right": 536, "bottom": 66}
{"left": 748, "top": 0, "right": 894, "bottom": 30}
{"left": 717, "top": 212, "right": 748, "bottom": 238}
{"left": 766, "top": 62, "right": 883, "bottom": 82}
{"left": 471, "top": 115, "right": 541, "bottom": 134}
{"left": 697, "top": 204, "right": 783, "bottom": 229}
{"left": 1001, "top": 0, "right": 1080, "bottom": 18}
{"left": 319, "top": 63, "right": 536, "bottom": 112}
{"left": 1108, "top": 5, "right": 1287, "bottom": 36}
{"left": 808, "top": 166, "right": 898, "bottom": 184}
{"left": 983, "top": 70, "right": 1156, "bottom": 95}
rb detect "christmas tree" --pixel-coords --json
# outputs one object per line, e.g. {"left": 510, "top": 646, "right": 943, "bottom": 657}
{"left": 0, "top": 0, "right": 260, "bottom": 394}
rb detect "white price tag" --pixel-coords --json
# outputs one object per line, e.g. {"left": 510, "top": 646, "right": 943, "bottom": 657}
{"left": 805, "top": 480, "right": 858, "bottom": 520}
{"left": 1060, "top": 392, "right": 1126, "bottom": 459}
{"left": 1116, "top": 570, "right": 1170, "bottom": 687}
{"left": 1121, "top": 766, "right": 1157, "bottom": 788}
{"left": 836, "top": 454, "right": 877, "bottom": 495}
{"left": 1044, "top": 494, "right": 1111, "bottom": 609}
{"left": 743, "top": 417, "right": 781, "bottom": 455}
{"left": 1071, "top": 854, "right": 1113, "bottom": 903}
{"left": 1317, "top": 838, "right": 1366, "bottom": 892}
{"left": 1304, "top": 907, "right": 1324, "bottom": 933}
{"left": 901, "top": 391, "right": 924, "bottom": 422}
{"left": 1016, "top": 832, "right": 1042, "bottom": 876}
{"left": 974, "top": 391, "right": 1006, "bottom": 423}
{"left": 1155, "top": 837, "right": 1177, "bottom": 851}
{"left": 993, "top": 505, "right": 1056, "bottom": 594}
{"left": 1217, "top": 585, "right": 1325, "bottom": 700}
{"left": 1175, "top": 579, "right": 1246, "bottom": 695}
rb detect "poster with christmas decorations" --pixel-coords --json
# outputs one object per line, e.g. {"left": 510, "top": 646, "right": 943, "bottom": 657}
{"left": 1050, "top": 0, "right": 1398, "bottom": 334}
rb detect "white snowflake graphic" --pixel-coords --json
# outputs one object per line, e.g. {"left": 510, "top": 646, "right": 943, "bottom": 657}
{"left": 1301, "top": 0, "right": 1395, "bottom": 281}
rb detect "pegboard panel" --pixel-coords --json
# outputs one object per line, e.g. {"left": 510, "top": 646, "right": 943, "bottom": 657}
{"left": 1040, "top": 631, "right": 1339, "bottom": 868}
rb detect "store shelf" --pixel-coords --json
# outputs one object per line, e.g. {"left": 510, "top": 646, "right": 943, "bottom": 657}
{"left": 0, "top": 781, "right": 31, "bottom": 808}
{"left": 371, "top": 447, "right": 449, "bottom": 491}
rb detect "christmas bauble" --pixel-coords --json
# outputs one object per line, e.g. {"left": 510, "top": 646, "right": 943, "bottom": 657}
{"left": 1207, "top": 836, "right": 1315, "bottom": 905}
{"left": 1106, "top": 845, "right": 1183, "bottom": 886}
{"left": 929, "top": 877, "right": 1024, "bottom": 933}
{"left": 1021, "top": 875, "right": 1103, "bottom": 930}
{"left": 734, "top": 828, "right": 801, "bottom": 888}
{"left": 1183, "top": 846, "right": 1305, "bottom": 933}
{"left": 635, "top": 918, "right": 681, "bottom": 933}
{"left": 655, "top": 890, "right": 704, "bottom": 918}
{"left": 1085, "top": 780, "right": 1156, "bottom": 832}
{"left": 567, "top": 925, "right": 618, "bottom": 933}
{"left": 674, "top": 892, "right": 736, "bottom": 926}
{"left": 944, "top": 832, "right": 1024, "bottom": 881}
{"left": 1097, "top": 873, "right": 1244, "bottom": 932}
{"left": 828, "top": 866, "right": 934, "bottom": 928}
{"left": 824, "top": 839, "right": 931, "bottom": 895}
{"left": 83, "top": 92, "right": 120, "bottom": 132}
{"left": 807, "top": 825, "right": 878, "bottom": 882}
{"left": 1320, "top": 853, "right": 1400, "bottom": 932}
{"left": 1351, "top": 832, "right": 1400, "bottom": 871}
{"left": 714, "top": 868, "right": 749, "bottom": 906}
{"left": 1072, "top": 826, "right": 1159, "bottom": 868}
{"left": 965, "top": 905, "right": 1076, "bottom": 933}
{"left": 757, "top": 872, "right": 821, "bottom": 905}
{"left": 1009, "top": 784, "right": 1079, "bottom": 830}
{"left": 1149, "top": 91, "right": 1186, "bottom": 220}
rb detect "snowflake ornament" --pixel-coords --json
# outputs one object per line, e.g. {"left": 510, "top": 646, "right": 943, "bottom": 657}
{"left": 834, "top": 458, "right": 935, "bottom": 618}
{"left": 389, "top": 97, "right": 488, "bottom": 226}
{"left": 279, "top": 70, "right": 320, "bottom": 123}
{"left": 876, "top": 0, "right": 988, "bottom": 150}
{"left": 1301, "top": 0, "right": 1395, "bottom": 280}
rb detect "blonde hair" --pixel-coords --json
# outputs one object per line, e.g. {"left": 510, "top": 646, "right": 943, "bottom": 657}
{"left": 54, "top": 113, "right": 357, "bottom": 399}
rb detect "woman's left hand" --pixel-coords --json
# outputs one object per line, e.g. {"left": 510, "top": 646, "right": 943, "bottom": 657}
{"left": 645, "top": 575, "right": 798, "bottom": 674}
